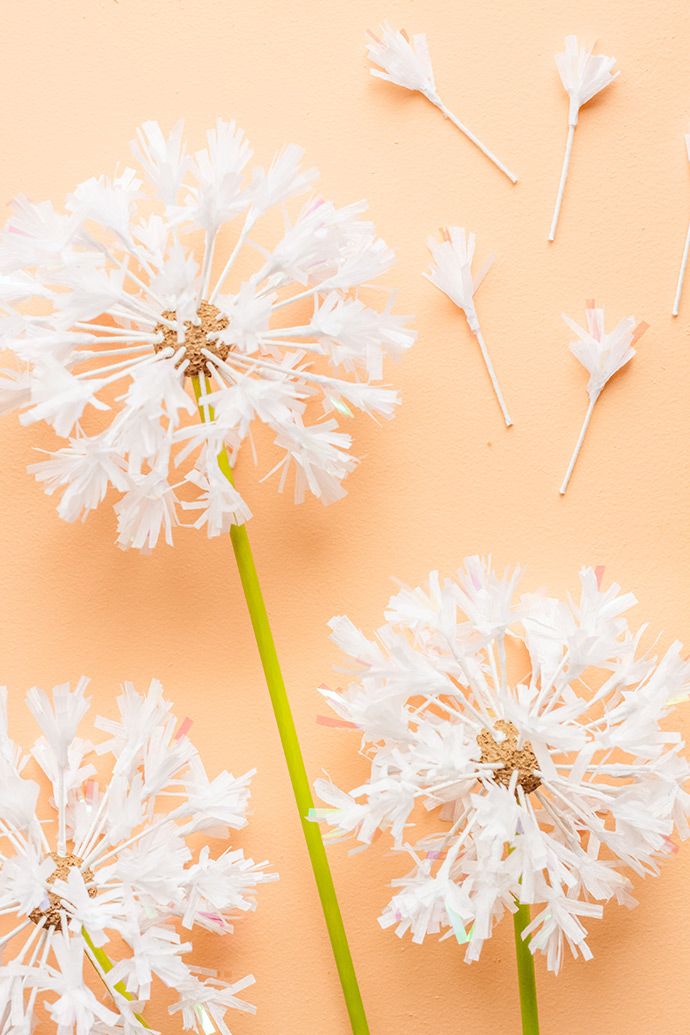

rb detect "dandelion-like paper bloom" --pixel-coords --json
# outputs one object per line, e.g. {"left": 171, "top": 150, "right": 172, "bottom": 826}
{"left": 560, "top": 301, "right": 647, "bottom": 494}
{"left": 0, "top": 120, "right": 415, "bottom": 551}
{"left": 425, "top": 227, "right": 511, "bottom": 426}
{"left": 549, "top": 36, "right": 619, "bottom": 240}
{"left": 672, "top": 133, "right": 690, "bottom": 317}
{"left": 312, "top": 558, "right": 690, "bottom": 973}
{"left": 0, "top": 677, "right": 275, "bottom": 1032}
{"left": 366, "top": 24, "right": 518, "bottom": 184}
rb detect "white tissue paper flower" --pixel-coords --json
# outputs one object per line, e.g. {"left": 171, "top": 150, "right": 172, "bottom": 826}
{"left": 425, "top": 227, "right": 511, "bottom": 426}
{"left": 555, "top": 35, "right": 619, "bottom": 127}
{"left": 0, "top": 120, "right": 415, "bottom": 551}
{"left": 366, "top": 24, "right": 517, "bottom": 183}
{"left": 0, "top": 677, "right": 275, "bottom": 1033}
{"left": 312, "top": 557, "right": 690, "bottom": 973}
{"left": 549, "top": 36, "right": 620, "bottom": 240}
{"left": 559, "top": 301, "right": 647, "bottom": 494}
{"left": 672, "top": 133, "right": 690, "bottom": 317}
{"left": 366, "top": 21, "right": 436, "bottom": 96}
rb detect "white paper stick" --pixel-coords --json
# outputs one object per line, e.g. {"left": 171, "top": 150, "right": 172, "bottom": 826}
{"left": 425, "top": 228, "right": 514, "bottom": 427}
{"left": 57, "top": 769, "right": 67, "bottom": 857}
{"left": 474, "top": 326, "right": 513, "bottom": 426}
{"left": 560, "top": 393, "right": 598, "bottom": 494}
{"left": 366, "top": 26, "right": 518, "bottom": 184}
{"left": 434, "top": 98, "right": 518, "bottom": 184}
{"left": 672, "top": 219, "right": 690, "bottom": 316}
{"left": 549, "top": 124, "right": 575, "bottom": 241}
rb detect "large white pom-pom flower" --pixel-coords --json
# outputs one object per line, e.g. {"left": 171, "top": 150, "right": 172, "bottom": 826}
{"left": 0, "top": 677, "right": 275, "bottom": 1032}
{"left": 0, "top": 120, "right": 415, "bottom": 551}
{"left": 312, "top": 558, "right": 690, "bottom": 973}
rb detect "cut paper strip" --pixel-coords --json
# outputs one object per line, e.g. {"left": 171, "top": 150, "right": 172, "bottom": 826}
{"left": 449, "top": 910, "right": 474, "bottom": 944}
{"left": 560, "top": 301, "right": 647, "bottom": 494}
{"left": 672, "top": 133, "right": 690, "bottom": 316}
{"left": 196, "top": 1004, "right": 218, "bottom": 1035}
{"left": 317, "top": 714, "right": 359, "bottom": 728}
{"left": 549, "top": 36, "right": 619, "bottom": 240}
{"left": 367, "top": 23, "right": 518, "bottom": 183}
{"left": 175, "top": 715, "right": 193, "bottom": 739}
{"left": 425, "top": 227, "right": 512, "bottom": 426}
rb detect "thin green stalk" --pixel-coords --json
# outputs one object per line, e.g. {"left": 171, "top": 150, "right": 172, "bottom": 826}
{"left": 82, "top": 930, "right": 151, "bottom": 1028}
{"left": 513, "top": 903, "right": 540, "bottom": 1035}
{"left": 191, "top": 375, "right": 369, "bottom": 1034}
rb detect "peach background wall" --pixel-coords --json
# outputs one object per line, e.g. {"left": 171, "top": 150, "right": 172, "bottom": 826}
{"left": 1, "top": 0, "right": 689, "bottom": 1032}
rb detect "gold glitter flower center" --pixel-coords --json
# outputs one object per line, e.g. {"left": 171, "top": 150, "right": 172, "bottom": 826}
{"left": 477, "top": 719, "right": 541, "bottom": 795}
{"left": 154, "top": 300, "right": 230, "bottom": 377}
{"left": 29, "top": 852, "right": 96, "bottom": 929}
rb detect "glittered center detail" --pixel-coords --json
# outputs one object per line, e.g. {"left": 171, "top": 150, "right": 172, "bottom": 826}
{"left": 29, "top": 852, "right": 96, "bottom": 929}
{"left": 154, "top": 300, "right": 230, "bottom": 377}
{"left": 477, "top": 720, "right": 541, "bottom": 795}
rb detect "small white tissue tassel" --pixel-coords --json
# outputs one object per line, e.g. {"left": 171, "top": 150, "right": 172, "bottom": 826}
{"left": 549, "top": 36, "right": 620, "bottom": 241}
{"left": 560, "top": 302, "right": 647, "bottom": 495}
{"left": 672, "top": 134, "right": 690, "bottom": 316}
{"left": 425, "top": 228, "right": 512, "bottom": 427}
{"left": 366, "top": 24, "right": 518, "bottom": 184}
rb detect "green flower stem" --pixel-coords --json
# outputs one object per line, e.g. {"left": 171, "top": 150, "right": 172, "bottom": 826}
{"left": 191, "top": 375, "right": 369, "bottom": 1034}
{"left": 513, "top": 903, "right": 540, "bottom": 1035}
{"left": 82, "top": 929, "right": 151, "bottom": 1028}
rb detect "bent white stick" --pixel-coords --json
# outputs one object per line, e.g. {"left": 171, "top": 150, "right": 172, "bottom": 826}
{"left": 432, "top": 96, "right": 518, "bottom": 184}
{"left": 549, "top": 124, "right": 575, "bottom": 241}
{"left": 560, "top": 392, "right": 598, "bottom": 494}
{"left": 672, "top": 219, "right": 690, "bottom": 316}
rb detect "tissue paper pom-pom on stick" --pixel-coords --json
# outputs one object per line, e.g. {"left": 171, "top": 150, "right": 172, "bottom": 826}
{"left": 366, "top": 24, "right": 518, "bottom": 184}
{"left": 549, "top": 36, "right": 619, "bottom": 241}
{"left": 560, "top": 301, "right": 647, "bottom": 494}
{"left": 425, "top": 227, "right": 512, "bottom": 426}
{"left": 312, "top": 558, "right": 690, "bottom": 1033}
{"left": 672, "top": 134, "right": 690, "bottom": 316}
{"left": 0, "top": 677, "right": 276, "bottom": 1034}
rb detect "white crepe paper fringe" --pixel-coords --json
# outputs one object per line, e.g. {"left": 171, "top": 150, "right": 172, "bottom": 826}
{"left": 560, "top": 301, "right": 647, "bottom": 494}
{"left": 312, "top": 558, "right": 690, "bottom": 973}
{"left": 672, "top": 133, "right": 690, "bottom": 316}
{"left": 0, "top": 678, "right": 276, "bottom": 1034}
{"left": 366, "top": 24, "right": 518, "bottom": 184}
{"left": 0, "top": 120, "right": 416, "bottom": 552}
{"left": 425, "top": 227, "right": 512, "bottom": 427}
{"left": 549, "top": 36, "right": 620, "bottom": 241}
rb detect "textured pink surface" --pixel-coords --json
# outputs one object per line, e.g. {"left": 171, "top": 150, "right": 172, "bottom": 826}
{"left": 0, "top": 1, "right": 689, "bottom": 1031}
